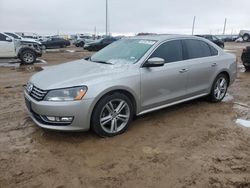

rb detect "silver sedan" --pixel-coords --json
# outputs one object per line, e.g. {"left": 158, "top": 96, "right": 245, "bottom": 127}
{"left": 24, "top": 35, "right": 237, "bottom": 137}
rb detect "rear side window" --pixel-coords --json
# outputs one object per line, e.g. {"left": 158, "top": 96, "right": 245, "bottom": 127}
{"left": 0, "top": 33, "right": 7, "bottom": 41}
{"left": 183, "top": 39, "right": 214, "bottom": 59}
{"left": 150, "top": 40, "right": 183, "bottom": 63}
{"left": 209, "top": 45, "right": 218, "bottom": 56}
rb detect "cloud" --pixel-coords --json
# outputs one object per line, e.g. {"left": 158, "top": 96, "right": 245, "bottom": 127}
{"left": 0, "top": 0, "right": 249, "bottom": 35}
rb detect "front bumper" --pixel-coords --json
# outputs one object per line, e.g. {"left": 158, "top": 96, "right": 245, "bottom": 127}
{"left": 24, "top": 90, "right": 94, "bottom": 131}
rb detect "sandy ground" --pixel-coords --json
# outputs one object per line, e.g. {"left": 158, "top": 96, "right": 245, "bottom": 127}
{"left": 1, "top": 43, "right": 250, "bottom": 188}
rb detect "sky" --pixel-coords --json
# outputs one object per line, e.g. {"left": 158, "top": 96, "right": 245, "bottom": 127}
{"left": 0, "top": 0, "right": 249, "bottom": 36}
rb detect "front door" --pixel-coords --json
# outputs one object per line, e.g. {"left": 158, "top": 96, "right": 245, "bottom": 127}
{"left": 0, "top": 33, "right": 15, "bottom": 57}
{"left": 140, "top": 40, "right": 188, "bottom": 112}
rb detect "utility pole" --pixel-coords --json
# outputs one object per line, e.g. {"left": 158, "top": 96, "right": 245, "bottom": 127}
{"left": 94, "top": 26, "right": 97, "bottom": 38}
{"left": 105, "top": 0, "right": 108, "bottom": 36}
{"left": 192, "top": 16, "right": 196, "bottom": 35}
{"left": 223, "top": 18, "right": 227, "bottom": 35}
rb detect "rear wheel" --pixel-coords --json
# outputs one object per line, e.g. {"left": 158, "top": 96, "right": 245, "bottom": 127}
{"left": 243, "top": 34, "right": 250, "bottom": 41}
{"left": 245, "top": 66, "right": 250, "bottom": 71}
{"left": 209, "top": 74, "right": 228, "bottom": 102}
{"left": 219, "top": 44, "right": 224, "bottom": 49}
{"left": 91, "top": 93, "right": 133, "bottom": 137}
{"left": 20, "top": 50, "right": 36, "bottom": 64}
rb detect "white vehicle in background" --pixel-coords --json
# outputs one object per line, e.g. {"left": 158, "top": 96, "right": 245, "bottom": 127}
{"left": 239, "top": 30, "right": 250, "bottom": 41}
{"left": 4, "top": 32, "right": 41, "bottom": 44}
{"left": 0, "top": 32, "right": 43, "bottom": 64}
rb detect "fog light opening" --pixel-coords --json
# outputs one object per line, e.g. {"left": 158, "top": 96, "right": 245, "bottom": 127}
{"left": 43, "top": 116, "right": 74, "bottom": 123}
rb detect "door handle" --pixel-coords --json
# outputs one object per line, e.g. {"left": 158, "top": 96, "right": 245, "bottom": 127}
{"left": 211, "top": 63, "right": 217, "bottom": 67}
{"left": 179, "top": 69, "right": 189, "bottom": 73}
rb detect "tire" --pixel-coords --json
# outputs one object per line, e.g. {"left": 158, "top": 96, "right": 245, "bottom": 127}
{"left": 20, "top": 50, "right": 36, "bottom": 64}
{"left": 75, "top": 44, "right": 79, "bottom": 47}
{"left": 245, "top": 66, "right": 250, "bottom": 71}
{"left": 219, "top": 44, "right": 224, "bottom": 49}
{"left": 209, "top": 73, "right": 229, "bottom": 102}
{"left": 243, "top": 34, "right": 250, "bottom": 41}
{"left": 79, "top": 42, "right": 85, "bottom": 47}
{"left": 91, "top": 93, "right": 133, "bottom": 137}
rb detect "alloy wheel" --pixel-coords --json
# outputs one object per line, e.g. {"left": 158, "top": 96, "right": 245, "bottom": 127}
{"left": 99, "top": 99, "right": 130, "bottom": 134}
{"left": 23, "top": 52, "right": 34, "bottom": 64}
{"left": 214, "top": 77, "right": 227, "bottom": 100}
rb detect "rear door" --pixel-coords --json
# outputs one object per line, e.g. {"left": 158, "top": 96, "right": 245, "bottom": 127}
{"left": 0, "top": 33, "right": 15, "bottom": 57}
{"left": 182, "top": 39, "right": 219, "bottom": 96}
{"left": 140, "top": 40, "right": 188, "bottom": 111}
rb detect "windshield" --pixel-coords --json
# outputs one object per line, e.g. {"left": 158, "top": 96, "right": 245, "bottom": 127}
{"left": 5, "top": 32, "right": 21, "bottom": 39}
{"left": 90, "top": 39, "right": 156, "bottom": 64}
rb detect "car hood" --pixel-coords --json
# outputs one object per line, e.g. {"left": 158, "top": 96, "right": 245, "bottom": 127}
{"left": 30, "top": 59, "right": 130, "bottom": 90}
{"left": 21, "top": 38, "right": 41, "bottom": 45}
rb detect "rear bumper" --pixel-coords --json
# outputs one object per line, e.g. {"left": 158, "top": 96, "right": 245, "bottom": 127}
{"left": 24, "top": 90, "right": 94, "bottom": 132}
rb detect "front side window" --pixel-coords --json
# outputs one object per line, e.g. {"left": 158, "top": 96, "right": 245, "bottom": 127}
{"left": 183, "top": 39, "right": 212, "bottom": 59}
{"left": 0, "top": 34, "right": 7, "bottom": 41}
{"left": 150, "top": 40, "right": 183, "bottom": 63}
{"left": 91, "top": 39, "right": 156, "bottom": 64}
{"left": 4, "top": 32, "right": 20, "bottom": 39}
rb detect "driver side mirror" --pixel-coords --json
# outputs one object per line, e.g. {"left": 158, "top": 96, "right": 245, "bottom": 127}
{"left": 6, "top": 37, "right": 12, "bottom": 42}
{"left": 144, "top": 57, "right": 165, "bottom": 67}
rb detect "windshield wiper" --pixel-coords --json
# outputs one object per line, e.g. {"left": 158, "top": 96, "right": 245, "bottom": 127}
{"left": 88, "top": 57, "right": 113, "bottom": 65}
{"left": 93, "top": 60, "right": 113, "bottom": 65}
{"left": 90, "top": 59, "right": 113, "bottom": 65}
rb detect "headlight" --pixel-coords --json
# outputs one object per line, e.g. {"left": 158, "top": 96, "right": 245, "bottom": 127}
{"left": 44, "top": 86, "right": 87, "bottom": 101}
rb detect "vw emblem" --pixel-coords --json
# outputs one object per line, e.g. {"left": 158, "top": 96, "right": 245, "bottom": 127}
{"left": 27, "top": 83, "right": 33, "bottom": 93}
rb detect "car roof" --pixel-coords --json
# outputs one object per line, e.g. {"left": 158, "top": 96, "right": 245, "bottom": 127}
{"left": 128, "top": 34, "right": 203, "bottom": 42}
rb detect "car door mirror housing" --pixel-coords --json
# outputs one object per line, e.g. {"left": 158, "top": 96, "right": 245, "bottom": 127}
{"left": 6, "top": 37, "right": 12, "bottom": 42}
{"left": 144, "top": 57, "right": 165, "bottom": 67}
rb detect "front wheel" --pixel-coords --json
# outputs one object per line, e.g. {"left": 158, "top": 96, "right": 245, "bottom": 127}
{"left": 209, "top": 74, "right": 228, "bottom": 102}
{"left": 79, "top": 42, "right": 85, "bottom": 47}
{"left": 20, "top": 50, "right": 36, "bottom": 64}
{"left": 91, "top": 93, "right": 133, "bottom": 137}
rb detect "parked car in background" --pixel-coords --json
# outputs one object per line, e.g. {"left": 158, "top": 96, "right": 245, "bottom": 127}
{"left": 84, "top": 37, "right": 118, "bottom": 51}
{"left": 74, "top": 38, "right": 95, "bottom": 47}
{"left": 0, "top": 32, "right": 43, "bottom": 64}
{"left": 24, "top": 35, "right": 237, "bottom": 137}
{"left": 42, "top": 38, "right": 70, "bottom": 49}
{"left": 241, "top": 46, "right": 250, "bottom": 71}
{"left": 239, "top": 30, "right": 250, "bottom": 42}
{"left": 215, "top": 35, "right": 238, "bottom": 42}
{"left": 196, "top": 35, "right": 224, "bottom": 48}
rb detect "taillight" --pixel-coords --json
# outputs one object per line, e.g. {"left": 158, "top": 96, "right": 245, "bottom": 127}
{"left": 243, "top": 48, "right": 247, "bottom": 53}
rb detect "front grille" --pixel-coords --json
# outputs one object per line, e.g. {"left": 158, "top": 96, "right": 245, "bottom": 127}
{"left": 29, "top": 85, "right": 47, "bottom": 101}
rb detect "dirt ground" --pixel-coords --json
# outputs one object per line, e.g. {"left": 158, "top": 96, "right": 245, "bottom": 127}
{"left": 1, "top": 43, "right": 250, "bottom": 188}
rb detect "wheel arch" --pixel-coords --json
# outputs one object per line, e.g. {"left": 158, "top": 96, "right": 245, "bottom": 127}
{"left": 88, "top": 88, "right": 139, "bottom": 129}
{"left": 18, "top": 47, "right": 36, "bottom": 57}
{"left": 218, "top": 71, "right": 230, "bottom": 86}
